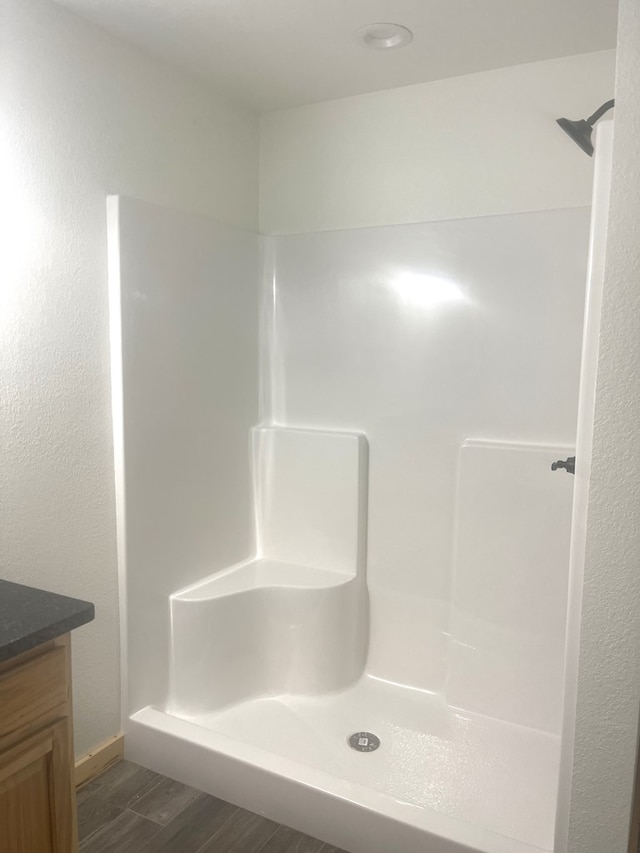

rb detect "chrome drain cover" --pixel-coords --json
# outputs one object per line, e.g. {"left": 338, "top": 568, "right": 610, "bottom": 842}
{"left": 348, "top": 731, "right": 380, "bottom": 752}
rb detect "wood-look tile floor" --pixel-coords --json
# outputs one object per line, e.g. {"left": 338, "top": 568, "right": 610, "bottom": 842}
{"left": 77, "top": 760, "right": 350, "bottom": 853}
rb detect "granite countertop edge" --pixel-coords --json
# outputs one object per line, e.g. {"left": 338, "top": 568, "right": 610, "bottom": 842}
{"left": 0, "top": 579, "right": 95, "bottom": 664}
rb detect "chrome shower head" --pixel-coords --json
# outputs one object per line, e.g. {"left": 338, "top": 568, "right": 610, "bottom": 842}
{"left": 556, "top": 99, "right": 615, "bottom": 157}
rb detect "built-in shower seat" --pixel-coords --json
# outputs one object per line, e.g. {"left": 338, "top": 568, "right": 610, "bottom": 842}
{"left": 168, "top": 427, "right": 369, "bottom": 716}
{"left": 175, "top": 556, "right": 352, "bottom": 599}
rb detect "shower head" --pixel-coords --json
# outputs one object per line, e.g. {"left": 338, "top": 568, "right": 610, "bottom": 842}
{"left": 556, "top": 99, "right": 615, "bottom": 157}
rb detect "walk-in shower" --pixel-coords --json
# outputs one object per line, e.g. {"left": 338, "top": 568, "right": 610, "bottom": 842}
{"left": 107, "top": 113, "right": 614, "bottom": 853}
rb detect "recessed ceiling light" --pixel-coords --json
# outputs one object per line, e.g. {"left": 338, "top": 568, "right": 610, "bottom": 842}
{"left": 355, "top": 23, "right": 413, "bottom": 50}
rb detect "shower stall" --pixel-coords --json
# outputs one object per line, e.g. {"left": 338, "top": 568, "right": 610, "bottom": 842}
{"left": 109, "top": 120, "right": 614, "bottom": 853}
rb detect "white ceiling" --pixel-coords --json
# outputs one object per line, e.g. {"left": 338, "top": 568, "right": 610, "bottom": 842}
{"left": 54, "top": 0, "right": 618, "bottom": 112}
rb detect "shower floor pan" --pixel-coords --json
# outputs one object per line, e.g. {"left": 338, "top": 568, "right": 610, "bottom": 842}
{"left": 126, "top": 675, "right": 559, "bottom": 853}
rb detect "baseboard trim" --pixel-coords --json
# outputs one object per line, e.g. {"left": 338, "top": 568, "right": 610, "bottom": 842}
{"left": 75, "top": 734, "right": 125, "bottom": 788}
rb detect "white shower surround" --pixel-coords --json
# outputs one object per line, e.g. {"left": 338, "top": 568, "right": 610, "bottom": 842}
{"left": 109, "top": 133, "right": 610, "bottom": 852}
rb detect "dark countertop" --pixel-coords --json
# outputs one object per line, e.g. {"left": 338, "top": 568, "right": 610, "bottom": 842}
{"left": 0, "top": 579, "right": 95, "bottom": 663}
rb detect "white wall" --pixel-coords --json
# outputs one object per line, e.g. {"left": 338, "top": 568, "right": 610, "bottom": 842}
{"left": 568, "top": 1, "right": 640, "bottom": 850}
{"left": 110, "top": 196, "right": 259, "bottom": 719}
{"left": 554, "top": 120, "right": 614, "bottom": 853}
{"left": 268, "top": 208, "right": 589, "bottom": 699}
{"left": 260, "top": 51, "right": 616, "bottom": 234}
{"left": 0, "top": 0, "right": 258, "bottom": 755}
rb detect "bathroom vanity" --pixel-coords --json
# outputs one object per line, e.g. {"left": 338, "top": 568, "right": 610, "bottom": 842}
{"left": 0, "top": 580, "right": 94, "bottom": 853}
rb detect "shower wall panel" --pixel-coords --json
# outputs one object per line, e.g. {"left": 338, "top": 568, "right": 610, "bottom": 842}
{"left": 109, "top": 196, "right": 259, "bottom": 715}
{"left": 266, "top": 208, "right": 591, "bottom": 692}
{"left": 449, "top": 440, "right": 575, "bottom": 732}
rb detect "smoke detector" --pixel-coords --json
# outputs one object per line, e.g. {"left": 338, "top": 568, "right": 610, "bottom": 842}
{"left": 355, "top": 23, "right": 413, "bottom": 50}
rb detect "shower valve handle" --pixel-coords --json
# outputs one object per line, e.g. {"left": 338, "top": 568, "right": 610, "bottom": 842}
{"left": 551, "top": 456, "right": 576, "bottom": 475}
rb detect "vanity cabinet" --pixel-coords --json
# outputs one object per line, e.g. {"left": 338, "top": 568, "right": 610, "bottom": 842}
{"left": 0, "top": 581, "right": 94, "bottom": 853}
{"left": 0, "top": 638, "right": 76, "bottom": 853}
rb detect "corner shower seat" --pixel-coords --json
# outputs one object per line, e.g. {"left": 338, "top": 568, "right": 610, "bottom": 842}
{"left": 174, "top": 556, "right": 353, "bottom": 600}
{"left": 168, "top": 426, "right": 369, "bottom": 715}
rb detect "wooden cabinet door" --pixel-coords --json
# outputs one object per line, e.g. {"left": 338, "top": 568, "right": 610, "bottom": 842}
{"left": 0, "top": 720, "right": 77, "bottom": 853}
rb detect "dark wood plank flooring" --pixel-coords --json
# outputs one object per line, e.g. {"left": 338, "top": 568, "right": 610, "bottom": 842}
{"left": 77, "top": 760, "right": 349, "bottom": 853}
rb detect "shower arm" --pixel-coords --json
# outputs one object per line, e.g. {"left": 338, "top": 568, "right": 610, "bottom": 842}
{"left": 586, "top": 99, "right": 615, "bottom": 126}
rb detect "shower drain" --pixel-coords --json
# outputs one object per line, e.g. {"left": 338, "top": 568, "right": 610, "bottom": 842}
{"left": 348, "top": 731, "right": 380, "bottom": 752}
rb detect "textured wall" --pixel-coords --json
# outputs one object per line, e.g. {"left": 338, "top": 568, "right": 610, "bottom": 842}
{"left": 567, "top": 1, "right": 640, "bottom": 850}
{"left": 0, "top": 0, "right": 258, "bottom": 755}
{"left": 260, "top": 50, "right": 616, "bottom": 234}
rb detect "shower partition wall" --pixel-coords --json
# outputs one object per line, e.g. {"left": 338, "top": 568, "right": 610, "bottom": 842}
{"left": 109, "top": 160, "right": 608, "bottom": 851}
